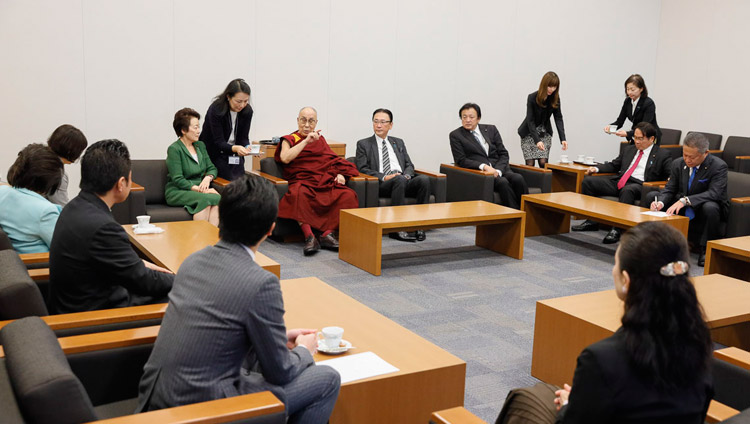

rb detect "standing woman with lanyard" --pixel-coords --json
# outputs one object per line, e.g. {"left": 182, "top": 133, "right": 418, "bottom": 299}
{"left": 605, "top": 74, "right": 661, "bottom": 144}
{"left": 202, "top": 78, "right": 253, "bottom": 180}
{"left": 518, "top": 71, "right": 568, "bottom": 168}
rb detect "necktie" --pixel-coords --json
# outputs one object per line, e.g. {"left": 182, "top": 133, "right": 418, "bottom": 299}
{"left": 617, "top": 150, "right": 643, "bottom": 190}
{"left": 685, "top": 167, "right": 696, "bottom": 220}
{"left": 381, "top": 140, "right": 391, "bottom": 175}
{"left": 473, "top": 131, "right": 488, "bottom": 155}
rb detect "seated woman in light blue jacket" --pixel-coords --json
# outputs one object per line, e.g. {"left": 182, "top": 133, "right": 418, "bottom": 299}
{"left": 0, "top": 144, "right": 64, "bottom": 253}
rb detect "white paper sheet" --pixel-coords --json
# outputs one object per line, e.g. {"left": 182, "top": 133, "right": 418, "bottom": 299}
{"left": 641, "top": 211, "right": 669, "bottom": 217}
{"left": 316, "top": 351, "right": 399, "bottom": 384}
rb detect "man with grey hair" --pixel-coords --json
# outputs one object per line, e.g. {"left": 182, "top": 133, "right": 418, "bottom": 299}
{"left": 646, "top": 132, "right": 729, "bottom": 266}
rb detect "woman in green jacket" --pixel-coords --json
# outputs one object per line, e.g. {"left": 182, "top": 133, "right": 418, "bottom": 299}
{"left": 165, "top": 108, "right": 220, "bottom": 225}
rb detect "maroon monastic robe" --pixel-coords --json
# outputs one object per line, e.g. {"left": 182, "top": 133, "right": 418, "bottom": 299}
{"left": 274, "top": 132, "right": 359, "bottom": 231}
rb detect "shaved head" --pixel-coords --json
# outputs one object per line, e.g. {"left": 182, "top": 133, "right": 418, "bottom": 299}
{"left": 298, "top": 106, "right": 317, "bottom": 116}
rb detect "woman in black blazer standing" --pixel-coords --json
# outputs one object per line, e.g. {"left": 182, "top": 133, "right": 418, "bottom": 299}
{"left": 554, "top": 222, "right": 713, "bottom": 423}
{"left": 605, "top": 74, "right": 661, "bottom": 143}
{"left": 518, "top": 71, "right": 568, "bottom": 168}
{"left": 202, "top": 78, "right": 254, "bottom": 181}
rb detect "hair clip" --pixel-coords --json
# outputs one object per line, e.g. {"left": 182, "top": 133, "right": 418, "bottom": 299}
{"left": 660, "top": 261, "right": 689, "bottom": 277}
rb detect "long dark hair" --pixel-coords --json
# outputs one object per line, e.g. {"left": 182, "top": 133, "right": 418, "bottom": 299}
{"left": 618, "top": 222, "right": 712, "bottom": 389}
{"left": 211, "top": 78, "right": 251, "bottom": 115}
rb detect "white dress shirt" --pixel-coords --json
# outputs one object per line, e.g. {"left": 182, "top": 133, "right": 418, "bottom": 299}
{"left": 631, "top": 97, "right": 640, "bottom": 116}
{"left": 376, "top": 135, "right": 402, "bottom": 174}
{"left": 473, "top": 128, "right": 501, "bottom": 176}
{"left": 627, "top": 143, "right": 653, "bottom": 182}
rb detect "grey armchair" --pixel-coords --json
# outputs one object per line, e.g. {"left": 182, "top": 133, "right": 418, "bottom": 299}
{"left": 710, "top": 136, "right": 750, "bottom": 173}
{"left": 346, "top": 157, "right": 446, "bottom": 206}
{"left": 439, "top": 163, "right": 551, "bottom": 203}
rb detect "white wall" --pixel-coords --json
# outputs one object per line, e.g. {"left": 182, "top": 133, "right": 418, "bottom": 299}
{"left": 655, "top": 0, "right": 750, "bottom": 146}
{"left": 1, "top": 0, "right": 663, "bottom": 197}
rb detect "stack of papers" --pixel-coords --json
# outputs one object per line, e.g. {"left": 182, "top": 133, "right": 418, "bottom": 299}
{"left": 317, "top": 352, "right": 399, "bottom": 384}
{"left": 641, "top": 211, "right": 669, "bottom": 217}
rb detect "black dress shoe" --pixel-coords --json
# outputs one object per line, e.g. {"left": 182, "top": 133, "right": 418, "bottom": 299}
{"left": 389, "top": 231, "right": 417, "bottom": 242}
{"left": 415, "top": 230, "right": 426, "bottom": 241}
{"left": 698, "top": 248, "right": 706, "bottom": 267}
{"left": 602, "top": 228, "right": 621, "bottom": 244}
{"left": 319, "top": 233, "right": 339, "bottom": 251}
{"left": 303, "top": 235, "right": 320, "bottom": 256}
{"left": 571, "top": 220, "right": 599, "bottom": 232}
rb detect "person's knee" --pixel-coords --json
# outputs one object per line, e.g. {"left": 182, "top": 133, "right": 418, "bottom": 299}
{"left": 581, "top": 179, "right": 595, "bottom": 195}
{"left": 316, "top": 365, "right": 341, "bottom": 395}
{"left": 644, "top": 190, "right": 659, "bottom": 205}
{"left": 701, "top": 201, "right": 721, "bottom": 217}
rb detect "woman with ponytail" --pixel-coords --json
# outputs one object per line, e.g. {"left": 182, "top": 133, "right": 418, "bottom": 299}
{"left": 554, "top": 222, "right": 713, "bottom": 423}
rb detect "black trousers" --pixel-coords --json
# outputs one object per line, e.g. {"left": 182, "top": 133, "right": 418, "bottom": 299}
{"left": 378, "top": 174, "right": 431, "bottom": 206}
{"left": 581, "top": 176, "right": 642, "bottom": 205}
{"left": 493, "top": 170, "right": 528, "bottom": 209}
{"left": 643, "top": 191, "right": 723, "bottom": 247}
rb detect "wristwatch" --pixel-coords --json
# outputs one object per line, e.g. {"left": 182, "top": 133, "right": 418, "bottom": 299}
{"left": 679, "top": 197, "right": 689, "bottom": 205}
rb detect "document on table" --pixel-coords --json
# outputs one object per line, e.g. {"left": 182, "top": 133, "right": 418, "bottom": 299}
{"left": 642, "top": 211, "right": 669, "bottom": 217}
{"left": 317, "top": 352, "right": 399, "bottom": 383}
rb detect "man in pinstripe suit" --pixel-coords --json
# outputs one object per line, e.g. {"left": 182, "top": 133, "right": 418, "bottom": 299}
{"left": 136, "top": 175, "right": 340, "bottom": 423}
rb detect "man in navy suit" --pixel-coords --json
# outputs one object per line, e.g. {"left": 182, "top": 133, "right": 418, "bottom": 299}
{"left": 355, "top": 108, "right": 430, "bottom": 242}
{"left": 449, "top": 103, "right": 528, "bottom": 209}
{"left": 137, "top": 175, "right": 340, "bottom": 423}
{"left": 572, "top": 122, "right": 672, "bottom": 244}
{"left": 646, "top": 132, "right": 729, "bottom": 266}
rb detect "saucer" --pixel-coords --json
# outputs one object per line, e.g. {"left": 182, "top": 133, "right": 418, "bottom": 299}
{"left": 317, "top": 339, "right": 352, "bottom": 355}
{"left": 559, "top": 160, "right": 571, "bottom": 164}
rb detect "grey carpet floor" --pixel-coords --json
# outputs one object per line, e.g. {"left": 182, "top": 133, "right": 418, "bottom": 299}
{"left": 258, "top": 221, "right": 705, "bottom": 422}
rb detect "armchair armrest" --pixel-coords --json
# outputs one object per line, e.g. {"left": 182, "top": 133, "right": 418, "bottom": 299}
{"left": 736, "top": 156, "right": 750, "bottom": 174}
{"left": 439, "top": 164, "right": 494, "bottom": 203}
{"left": 709, "top": 149, "right": 722, "bottom": 158}
{"left": 641, "top": 181, "right": 668, "bottom": 202}
{"left": 430, "top": 407, "right": 486, "bottom": 424}
{"left": 416, "top": 169, "right": 447, "bottom": 203}
{"left": 346, "top": 175, "right": 370, "bottom": 208}
{"left": 27, "top": 268, "right": 49, "bottom": 281}
{"left": 0, "top": 303, "right": 167, "bottom": 333}
{"left": 707, "top": 400, "right": 740, "bottom": 423}
{"left": 255, "top": 171, "right": 289, "bottom": 199}
{"left": 95, "top": 391, "right": 285, "bottom": 424}
{"left": 590, "top": 173, "right": 616, "bottom": 177}
{"left": 731, "top": 197, "right": 750, "bottom": 204}
{"left": 715, "top": 347, "right": 750, "bottom": 370}
{"left": 727, "top": 197, "right": 750, "bottom": 237}
{"left": 510, "top": 163, "right": 552, "bottom": 193}
{"left": 18, "top": 252, "right": 48, "bottom": 265}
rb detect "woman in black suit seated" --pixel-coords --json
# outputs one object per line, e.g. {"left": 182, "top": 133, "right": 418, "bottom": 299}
{"left": 605, "top": 74, "right": 661, "bottom": 143}
{"left": 554, "top": 222, "right": 713, "bottom": 423}
{"left": 201, "top": 78, "right": 254, "bottom": 181}
{"left": 518, "top": 71, "right": 568, "bottom": 168}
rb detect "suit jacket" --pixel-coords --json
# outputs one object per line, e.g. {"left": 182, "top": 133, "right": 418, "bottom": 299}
{"left": 517, "top": 92, "right": 566, "bottom": 143}
{"left": 49, "top": 190, "right": 174, "bottom": 313}
{"left": 201, "top": 102, "right": 253, "bottom": 180}
{"left": 596, "top": 144, "right": 672, "bottom": 184}
{"left": 449, "top": 124, "right": 512, "bottom": 175}
{"left": 136, "top": 240, "right": 315, "bottom": 411}
{"left": 557, "top": 329, "right": 712, "bottom": 424}
{"left": 355, "top": 135, "right": 416, "bottom": 180}
{"left": 658, "top": 154, "right": 729, "bottom": 217}
{"left": 611, "top": 96, "right": 661, "bottom": 142}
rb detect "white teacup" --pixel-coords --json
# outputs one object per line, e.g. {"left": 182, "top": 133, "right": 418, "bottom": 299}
{"left": 560, "top": 155, "right": 569, "bottom": 163}
{"left": 577, "top": 154, "right": 585, "bottom": 162}
{"left": 136, "top": 215, "right": 152, "bottom": 228}
{"left": 585, "top": 156, "right": 595, "bottom": 164}
{"left": 319, "top": 326, "right": 344, "bottom": 349}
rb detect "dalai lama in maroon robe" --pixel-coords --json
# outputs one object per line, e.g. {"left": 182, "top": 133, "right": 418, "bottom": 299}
{"left": 275, "top": 106, "right": 359, "bottom": 255}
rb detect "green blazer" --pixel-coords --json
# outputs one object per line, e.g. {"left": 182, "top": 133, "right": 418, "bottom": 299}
{"left": 165, "top": 140, "right": 220, "bottom": 214}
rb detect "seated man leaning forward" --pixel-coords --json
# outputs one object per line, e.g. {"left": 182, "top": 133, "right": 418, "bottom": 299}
{"left": 572, "top": 122, "right": 672, "bottom": 244}
{"left": 355, "top": 108, "right": 431, "bottom": 242}
{"left": 136, "top": 174, "right": 340, "bottom": 424}
{"left": 275, "top": 106, "right": 359, "bottom": 255}
{"left": 449, "top": 102, "right": 528, "bottom": 209}
{"left": 645, "top": 131, "right": 729, "bottom": 267}
{"left": 49, "top": 139, "right": 174, "bottom": 314}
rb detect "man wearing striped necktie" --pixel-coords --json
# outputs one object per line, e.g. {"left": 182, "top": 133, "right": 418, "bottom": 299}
{"left": 572, "top": 122, "right": 672, "bottom": 243}
{"left": 647, "top": 132, "right": 729, "bottom": 266}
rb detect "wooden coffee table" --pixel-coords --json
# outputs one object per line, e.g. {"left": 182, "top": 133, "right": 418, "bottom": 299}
{"left": 339, "top": 201, "right": 525, "bottom": 275}
{"left": 531, "top": 274, "right": 750, "bottom": 387}
{"left": 545, "top": 162, "right": 592, "bottom": 193}
{"left": 521, "top": 192, "right": 689, "bottom": 238}
{"left": 282, "top": 277, "right": 466, "bottom": 423}
{"left": 705, "top": 236, "right": 750, "bottom": 281}
{"left": 123, "top": 220, "right": 280, "bottom": 277}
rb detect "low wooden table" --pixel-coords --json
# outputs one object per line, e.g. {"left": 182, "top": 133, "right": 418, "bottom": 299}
{"left": 282, "top": 277, "right": 466, "bottom": 423}
{"left": 123, "top": 220, "right": 280, "bottom": 277}
{"left": 531, "top": 274, "right": 750, "bottom": 387}
{"left": 545, "top": 162, "right": 592, "bottom": 193}
{"left": 339, "top": 201, "right": 525, "bottom": 276}
{"left": 521, "top": 192, "right": 689, "bottom": 238}
{"left": 705, "top": 236, "right": 750, "bottom": 281}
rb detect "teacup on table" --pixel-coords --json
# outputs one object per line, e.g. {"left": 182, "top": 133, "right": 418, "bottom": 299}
{"left": 585, "top": 156, "right": 595, "bottom": 165}
{"left": 136, "top": 215, "right": 153, "bottom": 229}
{"left": 560, "top": 155, "right": 569, "bottom": 163}
{"left": 319, "top": 326, "right": 344, "bottom": 349}
{"left": 577, "top": 155, "right": 585, "bottom": 162}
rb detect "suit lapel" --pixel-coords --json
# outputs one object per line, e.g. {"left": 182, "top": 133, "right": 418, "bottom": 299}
{"left": 369, "top": 136, "right": 381, "bottom": 169}
{"left": 478, "top": 126, "right": 491, "bottom": 158}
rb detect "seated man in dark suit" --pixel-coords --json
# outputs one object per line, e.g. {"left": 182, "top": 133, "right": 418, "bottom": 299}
{"left": 572, "top": 122, "right": 673, "bottom": 244}
{"left": 137, "top": 175, "right": 340, "bottom": 424}
{"left": 355, "top": 108, "right": 430, "bottom": 242}
{"left": 449, "top": 103, "right": 528, "bottom": 209}
{"left": 49, "top": 139, "right": 174, "bottom": 313}
{"left": 645, "top": 132, "right": 729, "bottom": 266}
